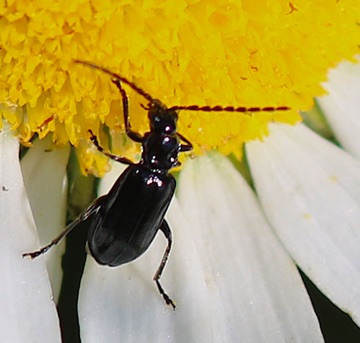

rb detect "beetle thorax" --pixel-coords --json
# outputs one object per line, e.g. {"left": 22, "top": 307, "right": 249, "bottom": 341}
{"left": 141, "top": 133, "right": 180, "bottom": 172}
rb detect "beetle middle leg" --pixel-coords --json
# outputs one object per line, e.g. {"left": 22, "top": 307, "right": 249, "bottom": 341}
{"left": 88, "top": 129, "right": 134, "bottom": 165}
{"left": 154, "top": 220, "right": 176, "bottom": 310}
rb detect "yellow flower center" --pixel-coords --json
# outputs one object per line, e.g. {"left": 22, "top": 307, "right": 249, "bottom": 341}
{"left": 0, "top": 0, "right": 359, "bottom": 175}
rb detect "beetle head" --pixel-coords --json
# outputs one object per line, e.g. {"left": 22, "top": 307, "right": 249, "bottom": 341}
{"left": 148, "top": 99, "right": 178, "bottom": 135}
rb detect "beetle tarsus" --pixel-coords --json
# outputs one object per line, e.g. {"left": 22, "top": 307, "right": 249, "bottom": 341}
{"left": 22, "top": 244, "right": 53, "bottom": 259}
{"left": 155, "top": 280, "right": 176, "bottom": 310}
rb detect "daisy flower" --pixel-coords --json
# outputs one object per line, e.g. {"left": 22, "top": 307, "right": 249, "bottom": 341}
{"left": 0, "top": 0, "right": 359, "bottom": 341}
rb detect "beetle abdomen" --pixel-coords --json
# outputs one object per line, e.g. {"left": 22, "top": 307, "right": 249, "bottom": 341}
{"left": 87, "top": 165, "right": 176, "bottom": 266}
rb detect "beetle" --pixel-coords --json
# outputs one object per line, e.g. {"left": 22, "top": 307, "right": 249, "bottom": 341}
{"left": 23, "top": 60, "right": 290, "bottom": 309}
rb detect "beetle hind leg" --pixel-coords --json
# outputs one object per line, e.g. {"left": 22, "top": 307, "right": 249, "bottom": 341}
{"left": 153, "top": 220, "right": 176, "bottom": 310}
{"left": 22, "top": 195, "right": 106, "bottom": 259}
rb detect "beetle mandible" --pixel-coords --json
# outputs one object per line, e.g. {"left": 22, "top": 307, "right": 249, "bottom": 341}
{"left": 23, "top": 60, "right": 290, "bottom": 309}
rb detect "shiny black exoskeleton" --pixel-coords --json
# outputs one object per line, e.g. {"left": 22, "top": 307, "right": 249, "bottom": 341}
{"left": 86, "top": 96, "right": 192, "bottom": 274}
{"left": 23, "top": 62, "right": 193, "bottom": 309}
{"left": 23, "top": 60, "right": 290, "bottom": 309}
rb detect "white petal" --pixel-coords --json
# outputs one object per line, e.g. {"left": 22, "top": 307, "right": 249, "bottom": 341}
{"left": 78, "top": 156, "right": 323, "bottom": 342}
{"left": 21, "top": 137, "right": 70, "bottom": 300}
{"left": 247, "top": 123, "right": 360, "bottom": 326}
{"left": 177, "top": 153, "right": 323, "bottom": 342}
{"left": 79, "top": 162, "right": 211, "bottom": 342}
{"left": 0, "top": 130, "right": 61, "bottom": 341}
{"left": 317, "top": 56, "right": 360, "bottom": 159}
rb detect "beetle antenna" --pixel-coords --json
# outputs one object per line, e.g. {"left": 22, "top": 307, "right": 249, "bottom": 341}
{"left": 74, "top": 60, "right": 290, "bottom": 113}
{"left": 168, "top": 105, "right": 290, "bottom": 113}
{"left": 74, "top": 60, "right": 154, "bottom": 103}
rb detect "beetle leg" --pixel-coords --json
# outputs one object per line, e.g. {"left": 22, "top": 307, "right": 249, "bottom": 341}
{"left": 88, "top": 130, "right": 134, "bottom": 165}
{"left": 111, "top": 78, "right": 144, "bottom": 143}
{"left": 22, "top": 196, "right": 106, "bottom": 259}
{"left": 153, "top": 220, "right": 176, "bottom": 310}
{"left": 177, "top": 132, "right": 193, "bottom": 152}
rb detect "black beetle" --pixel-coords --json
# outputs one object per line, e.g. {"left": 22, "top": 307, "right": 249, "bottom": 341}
{"left": 23, "top": 60, "right": 290, "bottom": 308}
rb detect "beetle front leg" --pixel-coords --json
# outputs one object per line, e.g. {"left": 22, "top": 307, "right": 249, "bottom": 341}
{"left": 177, "top": 132, "right": 193, "bottom": 152}
{"left": 111, "top": 78, "right": 144, "bottom": 143}
{"left": 154, "top": 220, "right": 176, "bottom": 310}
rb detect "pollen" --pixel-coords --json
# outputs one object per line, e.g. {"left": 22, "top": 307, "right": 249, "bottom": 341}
{"left": 0, "top": 0, "right": 359, "bottom": 175}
